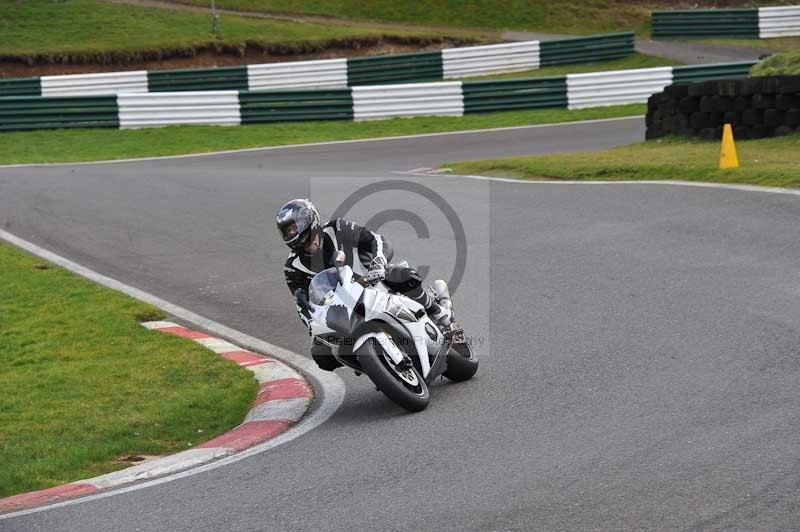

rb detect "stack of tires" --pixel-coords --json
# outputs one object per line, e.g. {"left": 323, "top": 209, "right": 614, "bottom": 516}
{"left": 646, "top": 76, "right": 800, "bottom": 140}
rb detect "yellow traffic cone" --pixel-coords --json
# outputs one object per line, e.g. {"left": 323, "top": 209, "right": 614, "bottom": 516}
{"left": 719, "top": 123, "right": 739, "bottom": 170}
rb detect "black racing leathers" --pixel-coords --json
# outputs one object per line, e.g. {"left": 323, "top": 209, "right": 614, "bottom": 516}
{"left": 284, "top": 218, "right": 393, "bottom": 297}
{"left": 284, "top": 218, "right": 436, "bottom": 327}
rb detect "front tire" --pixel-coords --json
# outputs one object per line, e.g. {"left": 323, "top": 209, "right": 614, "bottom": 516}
{"left": 443, "top": 341, "right": 479, "bottom": 382}
{"left": 356, "top": 337, "right": 430, "bottom": 412}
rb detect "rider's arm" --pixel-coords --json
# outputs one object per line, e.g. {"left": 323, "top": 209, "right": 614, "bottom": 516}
{"left": 336, "top": 218, "right": 394, "bottom": 270}
{"left": 284, "top": 256, "right": 312, "bottom": 327}
{"left": 284, "top": 257, "right": 310, "bottom": 295}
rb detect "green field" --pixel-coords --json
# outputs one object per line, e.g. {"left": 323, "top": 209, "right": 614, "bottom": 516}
{"left": 0, "top": 105, "right": 644, "bottom": 164}
{"left": 0, "top": 0, "right": 460, "bottom": 58}
{"left": 162, "top": 0, "right": 656, "bottom": 35}
{"left": 165, "top": 0, "right": 789, "bottom": 36}
{"left": 2, "top": 0, "right": 794, "bottom": 62}
{"left": 0, "top": 243, "right": 257, "bottom": 497}
{"left": 447, "top": 134, "right": 800, "bottom": 189}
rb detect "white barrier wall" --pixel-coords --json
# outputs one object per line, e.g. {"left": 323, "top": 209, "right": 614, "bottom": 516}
{"left": 759, "top": 6, "right": 800, "bottom": 38}
{"left": 118, "top": 91, "right": 241, "bottom": 129}
{"left": 247, "top": 59, "right": 348, "bottom": 91}
{"left": 28, "top": 41, "right": 549, "bottom": 98}
{"left": 442, "top": 41, "right": 540, "bottom": 79}
{"left": 351, "top": 82, "right": 464, "bottom": 120}
{"left": 566, "top": 67, "right": 674, "bottom": 109}
{"left": 40, "top": 71, "right": 149, "bottom": 97}
{"left": 8, "top": 62, "right": 758, "bottom": 131}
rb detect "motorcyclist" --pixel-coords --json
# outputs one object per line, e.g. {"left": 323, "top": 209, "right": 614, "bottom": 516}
{"left": 276, "top": 198, "right": 457, "bottom": 371}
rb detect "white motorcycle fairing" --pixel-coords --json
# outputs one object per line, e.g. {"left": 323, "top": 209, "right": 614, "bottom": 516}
{"left": 352, "top": 332, "right": 405, "bottom": 365}
{"left": 307, "top": 265, "right": 447, "bottom": 379}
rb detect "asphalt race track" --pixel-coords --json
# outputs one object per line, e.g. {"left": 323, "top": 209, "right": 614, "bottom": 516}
{"left": 2, "top": 116, "right": 800, "bottom": 531}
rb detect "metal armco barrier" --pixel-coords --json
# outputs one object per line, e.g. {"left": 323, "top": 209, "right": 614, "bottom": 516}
{"left": 147, "top": 66, "right": 249, "bottom": 92}
{"left": 40, "top": 71, "right": 148, "bottom": 97}
{"left": 759, "top": 6, "right": 800, "bottom": 38}
{"left": 351, "top": 82, "right": 463, "bottom": 120}
{"left": 247, "top": 59, "right": 348, "bottom": 91}
{"left": 652, "top": 6, "right": 800, "bottom": 39}
{"left": 0, "top": 61, "right": 757, "bottom": 131}
{"left": 539, "top": 33, "right": 635, "bottom": 66}
{"left": 0, "top": 77, "right": 42, "bottom": 98}
{"left": 0, "top": 33, "right": 634, "bottom": 98}
{"left": 442, "top": 41, "right": 540, "bottom": 79}
{"left": 567, "top": 67, "right": 675, "bottom": 109}
{"left": 346, "top": 51, "right": 444, "bottom": 86}
{"left": 462, "top": 77, "right": 566, "bottom": 113}
{"left": 118, "top": 91, "right": 240, "bottom": 128}
{"left": 0, "top": 95, "right": 118, "bottom": 131}
{"left": 672, "top": 62, "right": 756, "bottom": 84}
{"left": 239, "top": 89, "right": 353, "bottom": 123}
{"left": 652, "top": 8, "right": 759, "bottom": 38}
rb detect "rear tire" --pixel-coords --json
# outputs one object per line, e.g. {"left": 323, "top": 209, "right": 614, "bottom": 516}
{"left": 357, "top": 337, "right": 429, "bottom": 412}
{"left": 443, "top": 342, "right": 479, "bottom": 382}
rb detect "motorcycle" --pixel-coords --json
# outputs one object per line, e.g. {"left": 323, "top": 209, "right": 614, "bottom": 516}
{"left": 298, "top": 251, "right": 478, "bottom": 412}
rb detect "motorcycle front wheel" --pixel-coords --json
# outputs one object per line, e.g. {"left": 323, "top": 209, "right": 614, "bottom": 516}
{"left": 356, "top": 335, "right": 430, "bottom": 412}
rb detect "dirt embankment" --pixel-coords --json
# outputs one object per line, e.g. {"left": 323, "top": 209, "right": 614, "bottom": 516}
{"left": 0, "top": 35, "right": 479, "bottom": 78}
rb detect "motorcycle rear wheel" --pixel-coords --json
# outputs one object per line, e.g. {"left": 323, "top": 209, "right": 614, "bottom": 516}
{"left": 357, "top": 336, "right": 430, "bottom": 412}
{"left": 443, "top": 341, "right": 479, "bottom": 382}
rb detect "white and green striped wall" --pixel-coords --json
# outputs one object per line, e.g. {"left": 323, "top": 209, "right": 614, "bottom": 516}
{"left": 0, "top": 33, "right": 634, "bottom": 99}
{"left": 0, "top": 62, "right": 755, "bottom": 132}
{"left": 652, "top": 6, "right": 800, "bottom": 39}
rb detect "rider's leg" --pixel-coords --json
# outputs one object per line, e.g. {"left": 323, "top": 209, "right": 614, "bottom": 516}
{"left": 407, "top": 285, "right": 453, "bottom": 327}
{"left": 384, "top": 265, "right": 453, "bottom": 327}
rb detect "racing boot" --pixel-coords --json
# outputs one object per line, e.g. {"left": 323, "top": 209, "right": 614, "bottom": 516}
{"left": 410, "top": 282, "right": 463, "bottom": 342}
{"left": 429, "top": 301, "right": 454, "bottom": 329}
{"left": 430, "top": 280, "right": 465, "bottom": 342}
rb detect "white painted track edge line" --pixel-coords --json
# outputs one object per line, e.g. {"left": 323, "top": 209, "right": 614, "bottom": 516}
{"left": 0, "top": 228, "right": 346, "bottom": 520}
{"left": 397, "top": 171, "right": 800, "bottom": 197}
{"left": 0, "top": 115, "right": 644, "bottom": 168}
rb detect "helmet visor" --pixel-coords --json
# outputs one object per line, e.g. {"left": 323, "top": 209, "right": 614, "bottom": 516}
{"left": 278, "top": 219, "right": 314, "bottom": 251}
{"left": 278, "top": 220, "right": 300, "bottom": 244}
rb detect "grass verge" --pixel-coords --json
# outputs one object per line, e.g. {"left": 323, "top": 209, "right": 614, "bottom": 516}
{"left": 446, "top": 134, "right": 800, "bottom": 188}
{"left": 152, "top": 0, "right": 656, "bottom": 35}
{"left": 698, "top": 36, "right": 800, "bottom": 53}
{"left": 466, "top": 53, "right": 681, "bottom": 81}
{"left": 0, "top": 242, "right": 257, "bottom": 497}
{"left": 751, "top": 50, "right": 800, "bottom": 76}
{"left": 0, "top": 105, "right": 644, "bottom": 165}
{"left": 1, "top": 0, "right": 462, "bottom": 60}
{"left": 164, "top": 0, "right": 787, "bottom": 36}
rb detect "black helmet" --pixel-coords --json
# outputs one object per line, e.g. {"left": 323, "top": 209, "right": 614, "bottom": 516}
{"left": 276, "top": 199, "right": 321, "bottom": 252}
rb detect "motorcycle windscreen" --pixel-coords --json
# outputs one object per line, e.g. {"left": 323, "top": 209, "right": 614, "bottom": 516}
{"left": 308, "top": 267, "right": 339, "bottom": 306}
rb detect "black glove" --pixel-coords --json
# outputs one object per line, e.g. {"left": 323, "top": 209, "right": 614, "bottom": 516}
{"left": 294, "top": 288, "right": 311, "bottom": 323}
{"left": 382, "top": 264, "right": 423, "bottom": 292}
{"left": 405, "top": 268, "right": 423, "bottom": 291}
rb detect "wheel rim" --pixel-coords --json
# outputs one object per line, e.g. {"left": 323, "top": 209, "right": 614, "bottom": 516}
{"left": 375, "top": 336, "right": 425, "bottom": 396}
{"left": 383, "top": 353, "right": 420, "bottom": 386}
